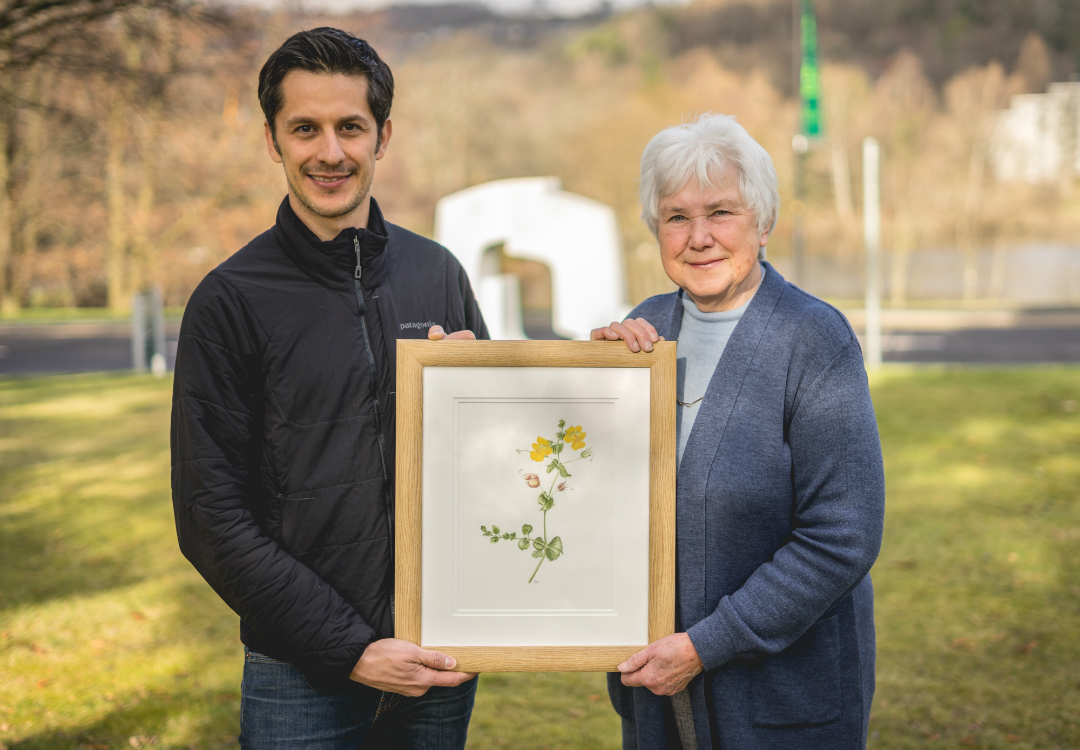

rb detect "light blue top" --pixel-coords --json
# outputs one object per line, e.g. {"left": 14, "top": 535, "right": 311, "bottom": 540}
{"left": 676, "top": 266, "right": 764, "bottom": 468}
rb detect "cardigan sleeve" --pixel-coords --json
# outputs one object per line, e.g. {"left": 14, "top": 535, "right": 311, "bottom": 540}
{"left": 685, "top": 338, "right": 885, "bottom": 670}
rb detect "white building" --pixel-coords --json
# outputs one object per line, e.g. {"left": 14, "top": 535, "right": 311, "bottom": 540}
{"left": 434, "top": 177, "right": 629, "bottom": 341}
{"left": 992, "top": 82, "right": 1080, "bottom": 183}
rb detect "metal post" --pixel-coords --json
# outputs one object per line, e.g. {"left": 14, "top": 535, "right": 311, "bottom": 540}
{"left": 131, "top": 291, "right": 147, "bottom": 372}
{"left": 863, "top": 137, "right": 882, "bottom": 370}
{"left": 150, "top": 286, "right": 167, "bottom": 377}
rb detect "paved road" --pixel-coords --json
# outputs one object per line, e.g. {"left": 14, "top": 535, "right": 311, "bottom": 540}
{"left": 1, "top": 314, "right": 1078, "bottom": 374}
{"left": 0, "top": 323, "right": 179, "bottom": 376}
{"left": 877, "top": 328, "right": 1080, "bottom": 364}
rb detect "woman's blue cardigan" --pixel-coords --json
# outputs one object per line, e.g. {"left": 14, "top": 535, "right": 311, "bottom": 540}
{"left": 608, "top": 262, "right": 885, "bottom": 749}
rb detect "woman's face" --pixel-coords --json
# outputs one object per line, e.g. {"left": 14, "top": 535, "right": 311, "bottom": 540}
{"left": 656, "top": 167, "right": 770, "bottom": 312}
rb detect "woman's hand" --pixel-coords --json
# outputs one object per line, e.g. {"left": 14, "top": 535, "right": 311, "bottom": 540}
{"left": 590, "top": 318, "right": 663, "bottom": 353}
{"left": 618, "top": 632, "right": 703, "bottom": 696}
{"left": 427, "top": 325, "right": 476, "bottom": 341}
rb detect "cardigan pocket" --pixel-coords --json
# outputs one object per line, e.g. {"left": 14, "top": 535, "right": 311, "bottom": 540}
{"left": 749, "top": 614, "right": 842, "bottom": 728}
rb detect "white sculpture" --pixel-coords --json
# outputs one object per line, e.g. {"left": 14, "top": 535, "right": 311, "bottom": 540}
{"left": 434, "top": 177, "right": 629, "bottom": 340}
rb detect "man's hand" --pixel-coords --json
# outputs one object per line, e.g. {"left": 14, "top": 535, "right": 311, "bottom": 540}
{"left": 590, "top": 318, "right": 663, "bottom": 353}
{"left": 350, "top": 638, "right": 476, "bottom": 697}
{"left": 618, "top": 632, "right": 703, "bottom": 696}
{"left": 428, "top": 325, "right": 476, "bottom": 341}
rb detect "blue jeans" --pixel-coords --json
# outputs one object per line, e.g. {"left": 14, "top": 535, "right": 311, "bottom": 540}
{"left": 239, "top": 648, "right": 478, "bottom": 749}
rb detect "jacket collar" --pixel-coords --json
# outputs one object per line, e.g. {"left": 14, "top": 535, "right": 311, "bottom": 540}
{"left": 670, "top": 261, "right": 787, "bottom": 628}
{"left": 273, "top": 195, "right": 390, "bottom": 292}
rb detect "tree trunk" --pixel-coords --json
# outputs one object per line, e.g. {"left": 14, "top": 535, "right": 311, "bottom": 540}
{"left": 890, "top": 215, "right": 911, "bottom": 309}
{"left": 987, "top": 235, "right": 1008, "bottom": 300}
{"left": 830, "top": 136, "right": 854, "bottom": 221}
{"left": 0, "top": 112, "right": 13, "bottom": 314}
{"left": 13, "top": 71, "right": 43, "bottom": 308}
{"left": 106, "top": 98, "right": 128, "bottom": 312}
{"left": 123, "top": 13, "right": 173, "bottom": 301}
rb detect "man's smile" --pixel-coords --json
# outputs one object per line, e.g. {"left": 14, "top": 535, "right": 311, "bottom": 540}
{"left": 307, "top": 172, "right": 353, "bottom": 188}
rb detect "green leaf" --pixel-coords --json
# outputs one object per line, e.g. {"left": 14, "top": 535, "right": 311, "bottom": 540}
{"left": 518, "top": 538, "right": 530, "bottom": 550}
{"left": 533, "top": 538, "right": 545, "bottom": 550}
{"left": 480, "top": 525, "right": 488, "bottom": 533}
{"left": 492, "top": 525, "right": 500, "bottom": 535}
{"left": 490, "top": 536, "right": 499, "bottom": 544}
{"left": 557, "top": 464, "right": 570, "bottom": 478}
{"left": 545, "top": 536, "right": 564, "bottom": 561}
{"left": 482, "top": 530, "right": 491, "bottom": 537}
{"left": 522, "top": 524, "right": 533, "bottom": 535}
{"left": 545, "top": 460, "right": 557, "bottom": 473}
{"left": 558, "top": 419, "right": 565, "bottom": 429}
{"left": 538, "top": 492, "right": 554, "bottom": 511}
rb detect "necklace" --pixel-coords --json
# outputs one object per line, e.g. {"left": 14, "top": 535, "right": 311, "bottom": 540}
{"left": 677, "top": 396, "right": 704, "bottom": 407}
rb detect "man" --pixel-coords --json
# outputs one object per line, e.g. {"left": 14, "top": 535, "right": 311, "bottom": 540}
{"left": 171, "top": 28, "right": 486, "bottom": 749}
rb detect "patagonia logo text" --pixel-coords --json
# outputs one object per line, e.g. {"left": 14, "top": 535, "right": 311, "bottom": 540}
{"left": 400, "top": 321, "right": 438, "bottom": 331}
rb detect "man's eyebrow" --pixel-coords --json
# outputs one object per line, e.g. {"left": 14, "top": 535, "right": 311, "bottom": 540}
{"left": 281, "top": 113, "right": 371, "bottom": 128}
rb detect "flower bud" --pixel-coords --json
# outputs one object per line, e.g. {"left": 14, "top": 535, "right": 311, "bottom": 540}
{"left": 520, "top": 469, "right": 541, "bottom": 488}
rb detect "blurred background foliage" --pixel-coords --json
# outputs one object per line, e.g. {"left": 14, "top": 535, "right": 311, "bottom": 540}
{"left": 1, "top": 0, "right": 1080, "bottom": 313}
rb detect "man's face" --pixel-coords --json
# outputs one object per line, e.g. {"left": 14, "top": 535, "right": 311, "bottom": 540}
{"left": 265, "top": 71, "right": 391, "bottom": 239}
{"left": 656, "top": 166, "right": 770, "bottom": 312}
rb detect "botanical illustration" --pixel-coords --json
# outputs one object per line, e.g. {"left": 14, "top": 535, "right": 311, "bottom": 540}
{"left": 480, "top": 419, "right": 594, "bottom": 583}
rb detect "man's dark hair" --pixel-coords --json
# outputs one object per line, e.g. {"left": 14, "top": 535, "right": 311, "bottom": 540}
{"left": 258, "top": 27, "right": 395, "bottom": 148}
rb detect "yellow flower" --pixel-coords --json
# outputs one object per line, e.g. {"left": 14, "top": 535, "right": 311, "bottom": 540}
{"left": 530, "top": 436, "right": 553, "bottom": 462}
{"left": 564, "top": 425, "right": 586, "bottom": 450}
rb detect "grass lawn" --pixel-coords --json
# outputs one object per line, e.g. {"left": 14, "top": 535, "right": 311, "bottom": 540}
{"left": 0, "top": 368, "right": 1077, "bottom": 749}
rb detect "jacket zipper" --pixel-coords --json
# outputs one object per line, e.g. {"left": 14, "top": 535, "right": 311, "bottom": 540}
{"left": 353, "top": 235, "right": 395, "bottom": 625}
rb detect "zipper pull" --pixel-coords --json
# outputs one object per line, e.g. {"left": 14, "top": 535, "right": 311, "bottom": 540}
{"left": 354, "top": 235, "right": 362, "bottom": 280}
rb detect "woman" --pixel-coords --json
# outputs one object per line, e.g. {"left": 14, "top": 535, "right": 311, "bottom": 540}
{"left": 593, "top": 114, "right": 885, "bottom": 749}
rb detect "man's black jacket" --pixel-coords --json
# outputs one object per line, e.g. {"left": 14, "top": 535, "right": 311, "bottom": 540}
{"left": 171, "top": 197, "right": 488, "bottom": 681}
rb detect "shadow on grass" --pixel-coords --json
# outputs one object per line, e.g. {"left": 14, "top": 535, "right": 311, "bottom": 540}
{"left": 8, "top": 686, "right": 240, "bottom": 750}
{"left": 866, "top": 367, "right": 1080, "bottom": 747}
{"left": 0, "top": 374, "right": 175, "bottom": 612}
{"left": 0, "top": 503, "right": 150, "bottom": 613}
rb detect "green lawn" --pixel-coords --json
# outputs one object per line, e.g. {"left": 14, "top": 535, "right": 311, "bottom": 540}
{"left": 0, "top": 369, "right": 1077, "bottom": 749}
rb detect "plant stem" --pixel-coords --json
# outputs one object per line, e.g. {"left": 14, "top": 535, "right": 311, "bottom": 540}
{"left": 528, "top": 506, "right": 550, "bottom": 583}
{"left": 528, "top": 551, "right": 544, "bottom": 583}
{"left": 528, "top": 451, "right": 571, "bottom": 583}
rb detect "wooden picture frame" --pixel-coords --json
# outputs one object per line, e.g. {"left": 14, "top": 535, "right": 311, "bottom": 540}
{"left": 395, "top": 340, "right": 676, "bottom": 672}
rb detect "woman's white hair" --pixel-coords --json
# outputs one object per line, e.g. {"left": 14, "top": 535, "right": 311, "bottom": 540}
{"left": 639, "top": 113, "right": 780, "bottom": 260}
